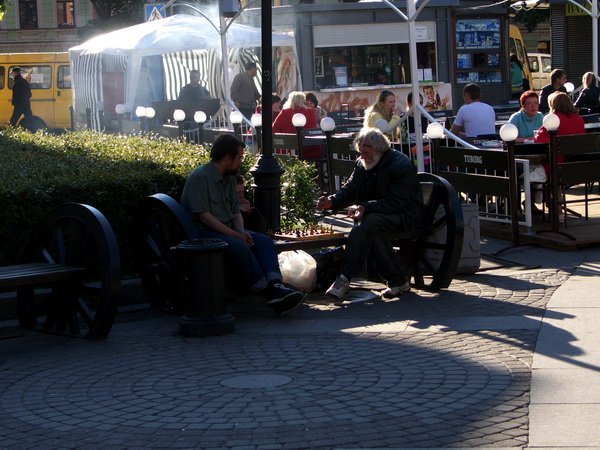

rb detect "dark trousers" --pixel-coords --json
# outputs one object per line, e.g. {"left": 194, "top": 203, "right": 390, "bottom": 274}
{"left": 10, "top": 103, "right": 33, "bottom": 127}
{"left": 340, "top": 213, "right": 410, "bottom": 285}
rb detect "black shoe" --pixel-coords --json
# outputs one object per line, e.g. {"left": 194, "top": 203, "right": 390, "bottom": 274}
{"left": 265, "top": 283, "right": 305, "bottom": 316}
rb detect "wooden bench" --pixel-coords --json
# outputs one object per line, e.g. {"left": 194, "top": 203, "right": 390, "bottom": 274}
{"left": 0, "top": 203, "right": 121, "bottom": 339}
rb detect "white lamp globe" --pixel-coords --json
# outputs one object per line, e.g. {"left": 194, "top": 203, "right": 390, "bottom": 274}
{"left": 426, "top": 121, "right": 445, "bottom": 139}
{"left": 145, "top": 107, "right": 156, "bottom": 119}
{"left": 194, "top": 111, "right": 207, "bottom": 124}
{"left": 250, "top": 113, "right": 262, "bottom": 127}
{"left": 564, "top": 82, "right": 575, "bottom": 93}
{"left": 543, "top": 112, "right": 561, "bottom": 131}
{"left": 115, "top": 104, "right": 126, "bottom": 115}
{"left": 135, "top": 106, "right": 146, "bottom": 118}
{"left": 173, "top": 109, "right": 186, "bottom": 122}
{"left": 292, "top": 113, "right": 307, "bottom": 128}
{"left": 499, "top": 123, "right": 519, "bottom": 142}
{"left": 373, "top": 118, "right": 390, "bottom": 133}
{"left": 230, "top": 110, "right": 244, "bottom": 124}
{"left": 320, "top": 117, "right": 336, "bottom": 132}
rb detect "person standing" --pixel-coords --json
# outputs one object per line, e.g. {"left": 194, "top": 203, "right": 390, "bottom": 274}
{"left": 180, "top": 134, "right": 304, "bottom": 316}
{"left": 230, "top": 61, "right": 260, "bottom": 120}
{"left": 316, "top": 128, "right": 425, "bottom": 300}
{"left": 574, "top": 71, "right": 600, "bottom": 116}
{"left": 9, "top": 67, "right": 33, "bottom": 128}
{"left": 178, "top": 69, "right": 211, "bottom": 101}
{"left": 450, "top": 83, "right": 496, "bottom": 138}
{"left": 539, "top": 68, "right": 567, "bottom": 114}
{"left": 510, "top": 54, "right": 525, "bottom": 97}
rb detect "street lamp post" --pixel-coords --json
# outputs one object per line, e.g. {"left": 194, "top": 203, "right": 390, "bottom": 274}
{"left": 426, "top": 121, "right": 445, "bottom": 174}
{"left": 194, "top": 110, "right": 207, "bottom": 144}
{"left": 292, "top": 112, "right": 307, "bottom": 159}
{"left": 499, "top": 123, "right": 520, "bottom": 246}
{"left": 251, "top": 113, "right": 263, "bottom": 153}
{"left": 145, "top": 107, "right": 156, "bottom": 133}
{"left": 230, "top": 110, "right": 244, "bottom": 141}
{"left": 173, "top": 109, "right": 186, "bottom": 139}
{"left": 542, "top": 113, "right": 561, "bottom": 233}
{"left": 320, "top": 117, "right": 336, "bottom": 194}
{"left": 135, "top": 106, "right": 147, "bottom": 133}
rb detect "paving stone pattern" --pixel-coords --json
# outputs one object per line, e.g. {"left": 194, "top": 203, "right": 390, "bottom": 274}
{"left": 0, "top": 269, "right": 568, "bottom": 448}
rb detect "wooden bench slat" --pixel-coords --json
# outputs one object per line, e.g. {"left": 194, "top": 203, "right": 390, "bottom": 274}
{"left": 0, "top": 263, "right": 84, "bottom": 288}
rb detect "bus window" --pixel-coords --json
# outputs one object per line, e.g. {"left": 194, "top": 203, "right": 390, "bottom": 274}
{"left": 58, "top": 65, "right": 71, "bottom": 89}
{"left": 8, "top": 65, "right": 52, "bottom": 89}
{"left": 0, "top": 67, "right": 4, "bottom": 89}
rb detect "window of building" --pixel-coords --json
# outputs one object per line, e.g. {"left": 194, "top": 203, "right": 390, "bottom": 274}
{"left": 19, "top": 0, "right": 39, "bottom": 29}
{"left": 0, "top": 67, "right": 5, "bottom": 90}
{"left": 314, "top": 42, "right": 437, "bottom": 89}
{"left": 58, "top": 65, "right": 71, "bottom": 89}
{"left": 57, "top": 0, "right": 75, "bottom": 28}
{"left": 8, "top": 66, "right": 52, "bottom": 90}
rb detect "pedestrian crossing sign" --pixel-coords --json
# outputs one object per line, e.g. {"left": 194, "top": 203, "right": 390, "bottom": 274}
{"left": 145, "top": 4, "right": 165, "bottom": 22}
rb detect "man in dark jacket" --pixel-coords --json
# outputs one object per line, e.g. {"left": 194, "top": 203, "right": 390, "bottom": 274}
{"left": 177, "top": 69, "right": 211, "bottom": 101}
{"left": 317, "top": 127, "right": 425, "bottom": 300}
{"left": 9, "top": 67, "right": 33, "bottom": 128}
{"left": 539, "top": 68, "right": 567, "bottom": 114}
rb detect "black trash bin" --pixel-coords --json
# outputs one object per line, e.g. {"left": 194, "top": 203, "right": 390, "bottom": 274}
{"left": 171, "top": 238, "right": 234, "bottom": 337}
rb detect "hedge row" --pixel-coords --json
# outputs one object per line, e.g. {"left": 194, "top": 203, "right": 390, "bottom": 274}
{"left": 0, "top": 129, "right": 318, "bottom": 273}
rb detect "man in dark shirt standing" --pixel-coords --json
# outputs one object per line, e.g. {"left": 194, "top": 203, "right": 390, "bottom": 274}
{"left": 178, "top": 69, "right": 211, "bottom": 101}
{"left": 9, "top": 67, "right": 33, "bottom": 128}
{"left": 539, "top": 68, "right": 567, "bottom": 114}
{"left": 230, "top": 61, "right": 260, "bottom": 119}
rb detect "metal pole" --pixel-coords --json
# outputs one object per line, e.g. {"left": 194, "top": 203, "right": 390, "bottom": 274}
{"left": 250, "top": 0, "right": 284, "bottom": 232}
{"left": 220, "top": 14, "right": 232, "bottom": 118}
{"left": 593, "top": 0, "right": 598, "bottom": 76}
{"left": 407, "top": 0, "right": 425, "bottom": 172}
{"left": 506, "top": 139, "right": 520, "bottom": 246}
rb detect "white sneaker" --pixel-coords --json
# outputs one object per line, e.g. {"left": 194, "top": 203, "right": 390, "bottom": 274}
{"left": 326, "top": 275, "right": 350, "bottom": 299}
{"left": 382, "top": 281, "right": 411, "bottom": 299}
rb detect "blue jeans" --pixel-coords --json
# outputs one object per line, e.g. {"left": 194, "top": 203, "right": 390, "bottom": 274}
{"left": 341, "top": 213, "right": 410, "bottom": 286}
{"left": 195, "top": 229, "right": 281, "bottom": 292}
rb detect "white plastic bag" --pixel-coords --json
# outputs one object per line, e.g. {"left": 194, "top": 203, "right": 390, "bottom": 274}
{"left": 278, "top": 250, "right": 317, "bottom": 293}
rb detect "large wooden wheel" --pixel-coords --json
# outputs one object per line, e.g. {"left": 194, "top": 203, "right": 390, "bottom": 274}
{"left": 24, "top": 203, "right": 121, "bottom": 339}
{"left": 133, "top": 194, "right": 199, "bottom": 311}
{"left": 400, "top": 172, "right": 464, "bottom": 290}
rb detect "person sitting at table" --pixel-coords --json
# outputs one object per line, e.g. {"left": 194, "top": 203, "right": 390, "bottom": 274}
{"left": 178, "top": 69, "right": 211, "bottom": 101}
{"left": 450, "top": 83, "right": 496, "bottom": 138}
{"left": 508, "top": 90, "right": 544, "bottom": 143}
{"left": 273, "top": 91, "right": 319, "bottom": 159}
{"left": 305, "top": 92, "right": 327, "bottom": 123}
{"left": 574, "top": 71, "right": 600, "bottom": 116}
{"left": 363, "top": 89, "right": 402, "bottom": 141}
{"left": 256, "top": 93, "right": 282, "bottom": 122}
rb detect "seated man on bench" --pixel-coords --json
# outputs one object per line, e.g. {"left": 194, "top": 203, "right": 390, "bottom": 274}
{"left": 317, "top": 128, "right": 425, "bottom": 300}
{"left": 180, "top": 134, "right": 305, "bottom": 315}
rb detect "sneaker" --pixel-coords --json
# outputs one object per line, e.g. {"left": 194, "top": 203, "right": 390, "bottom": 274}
{"left": 265, "top": 283, "right": 304, "bottom": 316}
{"left": 382, "top": 281, "right": 411, "bottom": 299}
{"left": 326, "top": 275, "right": 350, "bottom": 299}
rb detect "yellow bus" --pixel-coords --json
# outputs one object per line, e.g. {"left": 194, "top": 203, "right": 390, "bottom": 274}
{"left": 0, "top": 52, "right": 72, "bottom": 130}
{"left": 509, "top": 25, "right": 534, "bottom": 94}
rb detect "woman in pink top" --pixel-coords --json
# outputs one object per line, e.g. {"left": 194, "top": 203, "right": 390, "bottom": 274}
{"left": 273, "top": 91, "right": 319, "bottom": 158}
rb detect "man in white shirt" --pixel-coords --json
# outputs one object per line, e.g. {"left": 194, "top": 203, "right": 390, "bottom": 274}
{"left": 450, "top": 83, "right": 496, "bottom": 138}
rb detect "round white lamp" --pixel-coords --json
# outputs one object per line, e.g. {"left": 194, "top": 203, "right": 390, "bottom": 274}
{"left": 426, "top": 122, "right": 445, "bottom": 139}
{"left": 173, "top": 109, "right": 186, "bottom": 122}
{"left": 373, "top": 118, "right": 390, "bottom": 133}
{"left": 145, "top": 107, "right": 156, "bottom": 119}
{"left": 320, "top": 117, "right": 336, "bottom": 132}
{"left": 292, "top": 113, "right": 307, "bottom": 128}
{"left": 194, "top": 111, "right": 207, "bottom": 124}
{"left": 564, "top": 82, "right": 575, "bottom": 93}
{"left": 115, "top": 104, "right": 126, "bottom": 115}
{"left": 230, "top": 110, "right": 244, "bottom": 125}
{"left": 543, "top": 113, "right": 560, "bottom": 131}
{"left": 250, "top": 113, "right": 262, "bottom": 127}
{"left": 135, "top": 106, "right": 146, "bottom": 118}
{"left": 499, "top": 123, "right": 519, "bottom": 142}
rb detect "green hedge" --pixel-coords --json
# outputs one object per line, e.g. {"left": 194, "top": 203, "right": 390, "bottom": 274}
{"left": 0, "top": 129, "right": 318, "bottom": 273}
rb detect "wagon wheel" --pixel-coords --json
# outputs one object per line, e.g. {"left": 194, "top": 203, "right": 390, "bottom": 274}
{"left": 24, "top": 203, "right": 121, "bottom": 339}
{"left": 133, "top": 194, "right": 199, "bottom": 311}
{"left": 401, "top": 172, "right": 464, "bottom": 290}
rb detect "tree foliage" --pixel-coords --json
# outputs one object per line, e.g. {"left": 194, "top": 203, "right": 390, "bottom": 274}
{"left": 514, "top": 8, "right": 550, "bottom": 33}
{"left": 0, "top": 0, "right": 7, "bottom": 21}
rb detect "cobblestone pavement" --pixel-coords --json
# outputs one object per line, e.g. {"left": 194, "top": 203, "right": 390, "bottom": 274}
{"left": 0, "top": 267, "right": 570, "bottom": 449}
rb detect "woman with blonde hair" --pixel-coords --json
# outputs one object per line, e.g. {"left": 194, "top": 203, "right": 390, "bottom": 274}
{"left": 272, "top": 91, "right": 319, "bottom": 158}
{"left": 574, "top": 71, "right": 600, "bottom": 115}
{"left": 363, "top": 90, "right": 402, "bottom": 140}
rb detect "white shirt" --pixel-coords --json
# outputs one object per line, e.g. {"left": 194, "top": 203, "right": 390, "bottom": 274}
{"left": 453, "top": 101, "right": 496, "bottom": 137}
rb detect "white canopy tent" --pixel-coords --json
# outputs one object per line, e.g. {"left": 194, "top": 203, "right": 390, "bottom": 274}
{"left": 69, "top": 14, "right": 297, "bottom": 128}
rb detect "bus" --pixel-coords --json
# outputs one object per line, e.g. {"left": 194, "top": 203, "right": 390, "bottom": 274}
{"left": 0, "top": 52, "right": 72, "bottom": 130}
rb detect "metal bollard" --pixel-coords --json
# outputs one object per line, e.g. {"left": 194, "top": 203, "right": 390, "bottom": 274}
{"left": 171, "top": 238, "right": 234, "bottom": 337}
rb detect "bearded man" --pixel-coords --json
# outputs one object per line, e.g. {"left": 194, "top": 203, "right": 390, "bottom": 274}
{"left": 317, "top": 128, "right": 425, "bottom": 300}
{"left": 180, "top": 134, "right": 304, "bottom": 315}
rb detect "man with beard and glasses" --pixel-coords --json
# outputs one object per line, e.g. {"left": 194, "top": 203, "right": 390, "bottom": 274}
{"left": 316, "top": 128, "right": 425, "bottom": 300}
{"left": 180, "top": 134, "right": 304, "bottom": 315}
